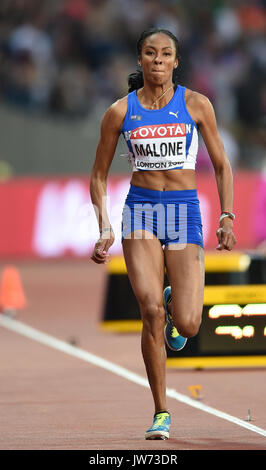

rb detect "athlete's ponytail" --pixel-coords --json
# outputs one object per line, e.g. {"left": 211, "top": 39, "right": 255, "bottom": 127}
{"left": 128, "top": 69, "right": 144, "bottom": 92}
{"left": 127, "top": 28, "right": 180, "bottom": 93}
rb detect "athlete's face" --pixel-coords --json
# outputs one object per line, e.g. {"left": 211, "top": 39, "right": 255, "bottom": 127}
{"left": 139, "top": 33, "right": 178, "bottom": 85}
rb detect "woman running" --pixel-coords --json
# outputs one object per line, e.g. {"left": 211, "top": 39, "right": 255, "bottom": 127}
{"left": 90, "top": 28, "right": 236, "bottom": 440}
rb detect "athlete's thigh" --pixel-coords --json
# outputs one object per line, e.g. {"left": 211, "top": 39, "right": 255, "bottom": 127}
{"left": 164, "top": 243, "right": 205, "bottom": 320}
{"left": 122, "top": 231, "right": 165, "bottom": 307}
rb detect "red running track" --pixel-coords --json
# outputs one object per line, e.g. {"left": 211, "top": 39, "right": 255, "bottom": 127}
{"left": 0, "top": 259, "right": 266, "bottom": 451}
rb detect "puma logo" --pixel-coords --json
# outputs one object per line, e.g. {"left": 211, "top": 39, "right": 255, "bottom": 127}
{"left": 169, "top": 111, "right": 179, "bottom": 118}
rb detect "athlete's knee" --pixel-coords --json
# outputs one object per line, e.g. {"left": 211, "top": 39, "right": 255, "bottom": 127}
{"left": 140, "top": 296, "right": 165, "bottom": 333}
{"left": 175, "top": 311, "right": 202, "bottom": 338}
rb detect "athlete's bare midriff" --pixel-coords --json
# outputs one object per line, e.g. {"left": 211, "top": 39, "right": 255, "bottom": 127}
{"left": 130, "top": 168, "right": 196, "bottom": 191}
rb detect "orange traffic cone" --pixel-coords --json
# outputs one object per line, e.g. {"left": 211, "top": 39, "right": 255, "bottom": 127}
{"left": 0, "top": 265, "right": 26, "bottom": 314}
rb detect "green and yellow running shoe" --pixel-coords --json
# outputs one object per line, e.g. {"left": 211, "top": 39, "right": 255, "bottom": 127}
{"left": 145, "top": 411, "right": 171, "bottom": 440}
{"left": 163, "top": 286, "right": 187, "bottom": 351}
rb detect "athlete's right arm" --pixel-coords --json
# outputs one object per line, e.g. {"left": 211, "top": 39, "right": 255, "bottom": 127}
{"left": 90, "top": 97, "right": 127, "bottom": 264}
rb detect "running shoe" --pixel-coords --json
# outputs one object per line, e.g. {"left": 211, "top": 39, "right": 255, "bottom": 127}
{"left": 163, "top": 286, "right": 187, "bottom": 351}
{"left": 145, "top": 411, "right": 171, "bottom": 440}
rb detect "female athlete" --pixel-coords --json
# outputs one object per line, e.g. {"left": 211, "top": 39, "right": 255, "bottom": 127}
{"left": 90, "top": 28, "right": 236, "bottom": 440}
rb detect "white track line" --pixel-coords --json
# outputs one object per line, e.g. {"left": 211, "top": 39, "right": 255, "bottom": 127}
{"left": 1, "top": 314, "right": 266, "bottom": 438}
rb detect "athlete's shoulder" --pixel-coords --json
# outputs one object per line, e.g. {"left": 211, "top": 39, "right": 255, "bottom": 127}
{"left": 109, "top": 94, "right": 128, "bottom": 116}
{"left": 101, "top": 95, "right": 128, "bottom": 133}
{"left": 185, "top": 88, "right": 213, "bottom": 109}
{"left": 184, "top": 88, "right": 215, "bottom": 124}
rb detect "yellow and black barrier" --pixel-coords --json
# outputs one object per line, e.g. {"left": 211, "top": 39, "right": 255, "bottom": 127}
{"left": 101, "top": 251, "right": 266, "bottom": 368}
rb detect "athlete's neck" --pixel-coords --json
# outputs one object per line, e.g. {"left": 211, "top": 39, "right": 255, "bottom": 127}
{"left": 138, "top": 82, "right": 174, "bottom": 110}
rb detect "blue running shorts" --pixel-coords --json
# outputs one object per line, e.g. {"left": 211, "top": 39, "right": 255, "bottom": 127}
{"left": 121, "top": 185, "right": 204, "bottom": 248}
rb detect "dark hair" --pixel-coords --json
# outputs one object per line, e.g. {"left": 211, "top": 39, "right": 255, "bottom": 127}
{"left": 128, "top": 28, "right": 181, "bottom": 93}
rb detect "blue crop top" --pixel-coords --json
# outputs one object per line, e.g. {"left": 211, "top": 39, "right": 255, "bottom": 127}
{"left": 121, "top": 85, "right": 198, "bottom": 172}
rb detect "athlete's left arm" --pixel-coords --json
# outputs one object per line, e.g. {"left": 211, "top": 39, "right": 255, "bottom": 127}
{"left": 189, "top": 92, "right": 236, "bottom": 251}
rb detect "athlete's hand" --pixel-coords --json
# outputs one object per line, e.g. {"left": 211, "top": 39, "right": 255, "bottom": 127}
{"left": 91, "top": 228, "right": 115, "bottom": 264}
{"left": 216, "top": 219, "right": 236, "bottom": 251}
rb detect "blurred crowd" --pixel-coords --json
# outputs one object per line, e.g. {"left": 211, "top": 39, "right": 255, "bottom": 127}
{"left": 0, "top": 0, "right": 265, "bottom": 169}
